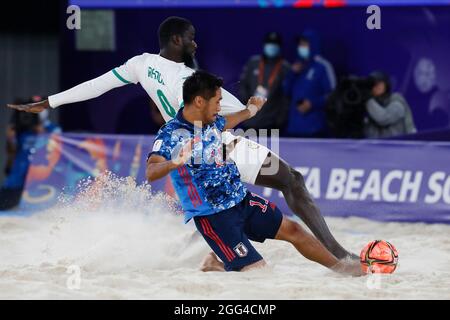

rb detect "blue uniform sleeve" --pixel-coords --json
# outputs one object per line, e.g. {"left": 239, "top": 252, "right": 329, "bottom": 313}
{"left": 147, "top": 127, "right": 173, "bottom": 161}
{"left": 215, "top": 115, "right": 226, "bottom": 132}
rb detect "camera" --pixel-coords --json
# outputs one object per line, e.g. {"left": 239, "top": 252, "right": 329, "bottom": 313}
{"left": 326, "top": 75, "right": 375, "bottom": 139}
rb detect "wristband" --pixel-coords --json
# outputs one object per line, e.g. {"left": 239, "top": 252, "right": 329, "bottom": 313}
{"left": 247, "top": 104, "right": 259, "bottom": 118}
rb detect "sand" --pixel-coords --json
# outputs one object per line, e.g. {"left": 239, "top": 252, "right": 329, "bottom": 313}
{"left": 0, "top": 175, "right": 449, "bottom": 300}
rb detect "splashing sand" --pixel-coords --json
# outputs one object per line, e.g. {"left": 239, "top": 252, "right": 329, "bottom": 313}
{"left": 1, "top": 173, "right": 449, "bottom": 299}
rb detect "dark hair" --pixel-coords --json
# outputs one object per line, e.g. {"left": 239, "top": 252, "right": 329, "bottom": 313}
{"left": 183, "top": 70, "right": 223, "bottom": 105}
{"left": 369, "top": 71, "right": 392, "bottom": 94}
{"left": 264, "top": 31, "right": 282, "bottom": 45}
{"left": 158, "top": 16, "right": 193, "bottom": 48}
{"left": 10, "top": 97, "right": 40, "bottom": 134}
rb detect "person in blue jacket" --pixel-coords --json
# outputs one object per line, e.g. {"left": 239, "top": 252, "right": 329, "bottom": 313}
{"left": 284, "top": 30, "right": 336, "bottom": 137}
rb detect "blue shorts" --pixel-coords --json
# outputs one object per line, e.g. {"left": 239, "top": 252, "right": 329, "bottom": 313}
{"left": 194, "top": 192, "right": 283, "bottom": 272}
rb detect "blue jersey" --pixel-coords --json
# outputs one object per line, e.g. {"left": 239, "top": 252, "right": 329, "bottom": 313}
{"left": 149, "top": 109, "right": 247, "bottom": 223}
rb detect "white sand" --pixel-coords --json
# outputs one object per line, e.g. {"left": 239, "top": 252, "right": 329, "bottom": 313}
{"left": 0, "top": 175, "right": 449, "bottom": 300}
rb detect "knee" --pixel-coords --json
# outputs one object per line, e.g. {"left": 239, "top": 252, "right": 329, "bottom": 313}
{"left": 279, "top": 218, "right": 307, "bottom": 242}
{"left": 287, "top": 167, "right": 307, "bottom": 192}
{"left": 286, "top": 220, "right": 302, "bottom": 235}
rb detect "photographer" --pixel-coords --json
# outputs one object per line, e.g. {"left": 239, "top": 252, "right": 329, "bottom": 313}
{"left": 1, "top": 96, "right": 61, "bottom": 210}
{"left": 364, "top": 71, "right": 417, "bottom": 138}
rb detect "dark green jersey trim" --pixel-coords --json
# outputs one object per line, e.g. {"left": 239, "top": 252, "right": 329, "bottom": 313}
{"left": 112, "top": 69, "right": 132, "bottom": 84}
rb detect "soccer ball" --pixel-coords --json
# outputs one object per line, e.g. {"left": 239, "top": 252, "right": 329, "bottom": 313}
{"left": 360, "top": 240, "right": 398, "bottom": 274}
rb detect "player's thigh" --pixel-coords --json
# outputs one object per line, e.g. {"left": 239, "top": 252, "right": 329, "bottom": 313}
{"left": 226, "top": 135, "right": 270, "bottom": 185}
{"left": 243, "top": 192, "right": 283, "bottom": 243}
{"left": 193, "top": 210, "right": 263, "bottom": 272}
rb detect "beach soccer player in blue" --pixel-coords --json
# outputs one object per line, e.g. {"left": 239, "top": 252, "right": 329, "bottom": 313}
{"left": 146, "top": 70, "right": 361, "bottom": 275}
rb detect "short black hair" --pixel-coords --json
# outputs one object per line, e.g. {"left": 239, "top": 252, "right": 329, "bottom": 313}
{"left": 295, "top": 35, "right": 309, "bottom": 45}
{"left": 264, "top": 32, "right": 282, "bottom": 45}
{"left": 183, "top": 70, "right": 223, "bottom": 105}
{"left": 158, "top": 16, "right": 193, "bottom": 48}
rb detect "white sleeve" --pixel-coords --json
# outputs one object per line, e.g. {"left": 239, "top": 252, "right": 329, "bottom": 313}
{"left": 48, "top": 55, "right": 143, "bottom": 108}
{"left": 173, "top": 67, "right": 246, "bottom": 114}
{"left": 219, "top": 88, "right": 246, "bottom": 115}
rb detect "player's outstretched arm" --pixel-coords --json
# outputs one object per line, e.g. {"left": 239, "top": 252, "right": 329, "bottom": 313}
{"left": 223, "top": 96, "right": 267, "bottom": 130}
{"left": 7, "top": 99, "right": 50, "bottom": 113}
{"left": 7, "top": 57, "right": 140, "bottom": 113}
{"left": 146, "top": 139, "right": 193, "bottom": 182}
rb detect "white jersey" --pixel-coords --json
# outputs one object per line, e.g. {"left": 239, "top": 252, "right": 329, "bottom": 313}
{"left": 113, "top": 54, "right": 246, "bottom": 121}
{"left": 49, "top": 53, "right": 246, "bottom": 122}
{"left": 47, "top": 53, "right": 268, "bottom": 184}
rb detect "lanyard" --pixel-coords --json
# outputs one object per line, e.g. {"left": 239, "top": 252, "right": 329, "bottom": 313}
{"left": 258, "top": 58, "right": 283, "bottom": 90}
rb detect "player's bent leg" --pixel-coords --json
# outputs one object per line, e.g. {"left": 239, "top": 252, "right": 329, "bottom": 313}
{"left": 275, "top": 216, "right": 364, "bottom": 276}
{"left": 227, "top": 135, "right": 356, "bottom": 260}
{"left": 200, "top": 252, "right": 225, "bottom": 272}
{"left": 255, "top": 152, "right": 358, "bottom": 261}
{"left": 200, "top": 251, "right": 266, "bottom": 272}
{"left": 193, "top": 208, "right": 265, "bottom": 273}
{"left": 275, "top": 216, "right": 338, "bottom": 269}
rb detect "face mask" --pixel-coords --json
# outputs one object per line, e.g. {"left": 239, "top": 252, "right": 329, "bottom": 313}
{"left": 298, "top": 46, "right": 310, "bottom": 60}
{"left": 264, "top": 43, "right": 280, "bottom": 58}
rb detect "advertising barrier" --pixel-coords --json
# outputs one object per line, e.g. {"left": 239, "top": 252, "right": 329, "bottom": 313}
{"left": 14, "top": 133, "right": 450, "bottom": 223}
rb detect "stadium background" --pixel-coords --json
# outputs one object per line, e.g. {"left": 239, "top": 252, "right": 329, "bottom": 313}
{"left": 0, "top": 0, "right": 449, "bottom": 300}
{"left": 1, "top": 0, "right": 449, "bottom": 222}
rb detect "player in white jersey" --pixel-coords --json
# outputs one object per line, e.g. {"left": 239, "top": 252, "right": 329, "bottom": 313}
{"left": 7, "top": 16, "right": 356, "bottom": 261}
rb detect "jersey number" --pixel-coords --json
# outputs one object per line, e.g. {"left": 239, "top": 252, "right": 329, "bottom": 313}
{"left": 249, "top": 193, "right": 269, "bottom": 213}
{"left": 157, "top": 89, "right": 176, "bottom": 118}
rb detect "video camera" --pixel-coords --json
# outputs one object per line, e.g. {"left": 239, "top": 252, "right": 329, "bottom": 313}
{"left": 326, "top": 76, "right": 375, "bottom": 139}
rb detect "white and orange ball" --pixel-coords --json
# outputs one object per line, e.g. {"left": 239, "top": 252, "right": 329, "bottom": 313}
{"left": 360, "top": 240, "right": 399, "bottom": 274}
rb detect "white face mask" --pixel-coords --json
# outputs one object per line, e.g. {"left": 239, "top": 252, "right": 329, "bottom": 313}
{"left": 264, "top": 43, "right": 281, "bottom": 58}
{"left": 298, "top": 46, "right": 310, "bottom": 60}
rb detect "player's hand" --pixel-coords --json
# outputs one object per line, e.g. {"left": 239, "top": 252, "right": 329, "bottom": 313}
{"left": 247, "top": 96, "right": 267, "bottom": 110}
{"left": 6, "top": 99, "right": 50, "bottom": 113}
{"left": 297, "top": 100, "right": 312, "bottom": 113}
{"left": 292, "top": 62, "right": 303, "bottom": 73}
{"left": 247, "top": 96, "right": 267, "bottom": 118}
{"left": 172, "top": 139, "right": 194, "bottom": 168}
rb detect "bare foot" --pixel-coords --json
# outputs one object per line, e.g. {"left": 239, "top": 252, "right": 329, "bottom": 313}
{"left": 332, "top": 259, "right": 366, "bottom": 277}
{"left": 347, "top": 253, "right": 360, "bottom": 261}
{"left": 200, "top": 252, "right": 225, "bottom": 272}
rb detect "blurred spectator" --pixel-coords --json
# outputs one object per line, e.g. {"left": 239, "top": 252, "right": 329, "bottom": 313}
{"left": 0, "top": 96, "right": 61, "bottom": 210}
{"left": 284, "top": 30, "right": 336, "bottom": 137}
{"left": 239, "top": 32, "right": 290, "bottom": 131}
{"left": 364, "top": 71, "right": 417, "bottom": 138}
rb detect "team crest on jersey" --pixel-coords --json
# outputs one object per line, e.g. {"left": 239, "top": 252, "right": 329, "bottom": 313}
{"left": 234, "top": 242, "right": 248, "bottom": 257}
{"left": 152, "top": 139, "right": 163, "bottom": 152}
